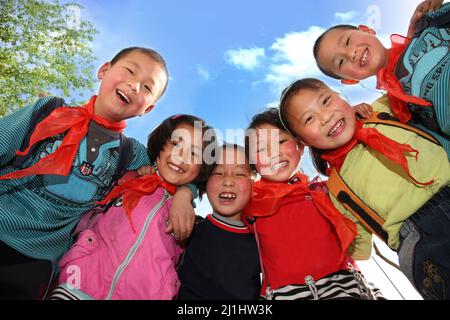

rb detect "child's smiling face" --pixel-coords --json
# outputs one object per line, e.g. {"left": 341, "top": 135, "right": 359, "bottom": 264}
{"left": 284, "top": 88, "right": 356, "bottom": 150}
{"left": 95, "top": 50, "right": 168, "bottom": 122}
{"left": 316, "top": 27, "right": 388, "bottom": 81}
{"left": 206, "top": 146, "right": 253, "bottom": 221}
{"left": 252, "top": 124, "right": 303, "bottom": 182}
{"left": 156, "top": 123, "right": 203, "bottom": 186}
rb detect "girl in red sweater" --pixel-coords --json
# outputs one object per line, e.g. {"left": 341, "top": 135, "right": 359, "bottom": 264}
{"left": 243, "top": 108, "right": 382, "bottom": 300}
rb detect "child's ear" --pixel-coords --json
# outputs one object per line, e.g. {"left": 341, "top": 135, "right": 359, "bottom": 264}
{"left": 358, "top": 25, "right": 376, "bottom": 35}
{"left": 144, "top": 105, "right": 155, "bottom": 114}
{"left": 98, "top": 62, "right": 111, "bottom": 80}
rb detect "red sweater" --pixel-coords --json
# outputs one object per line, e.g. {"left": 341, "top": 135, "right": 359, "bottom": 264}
{"left": 243, "top": 174, "right": 356, "bottom": 294}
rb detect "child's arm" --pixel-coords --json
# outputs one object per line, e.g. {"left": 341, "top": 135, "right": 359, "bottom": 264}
{"left": 165, "top": 185, "right": 196, "bottom": 242}
{"left": 330, "top": 196, "right": 373, "bottom": 259}
{"left": 346, "top": 216, "right": 374, "bottom": 260}
{"left": 407, "top": 0, "right": 444, "bottom": 38}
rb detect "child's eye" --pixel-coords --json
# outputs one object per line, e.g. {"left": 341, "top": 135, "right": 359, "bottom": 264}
{"left": 346, "top": 37, "right": 350, "bottom": 46}
{"left": 322, "top": 96, "right": 330, "bottom": 105}
{"left": 279, "top": 138, "right": 287, "bottom": 144}
{"left": 125, "top": 67, "right": 134, "bottom": 74}
{"left": 236, "top": 171, "right": 249, "bottom": 177}
{"left": 339, "top": 59, "right": 344, "bottom": 69}
{"left": 213, "top": 171, "right": 223, "bottom": 176}
{"left": 144, "top": 85, "right": 153, "bottom": 94}
{"left": 304, "top": 115, "right": 313, "bottom": 124}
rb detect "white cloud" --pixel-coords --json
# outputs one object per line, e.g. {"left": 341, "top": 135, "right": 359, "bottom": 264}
{"left": 197, "top": 65, "right": 211, "bottom": 81}
{"left": 264, "top": 26, "right": 325, "bottom": 91}
{"left": 224, "top": 47, "right": 265, "bottom": 71}
{"left": 334, "top": 11, "right": 358, "bottom": 22}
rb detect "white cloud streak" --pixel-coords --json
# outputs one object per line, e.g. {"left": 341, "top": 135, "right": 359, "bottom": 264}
{"left": 224, "top": 47, "right": 265, "bottom": 71}
{"left": 334, "top": 11, "right": 358, "bottom": 22}
{"left": 197, "top": 65, "right": 211, "bottom": 81}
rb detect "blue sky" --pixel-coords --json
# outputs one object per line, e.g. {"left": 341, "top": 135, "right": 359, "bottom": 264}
{"left": 72, "top": 0, "right": 421, "bottom": 178}
{"left": 68, "top": 0, "right": 429, "bottom": 299}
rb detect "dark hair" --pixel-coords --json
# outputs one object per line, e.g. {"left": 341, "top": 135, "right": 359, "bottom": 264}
{"left": 210, "top": 143, "right": 254, "bottom": 177}
{"left": 313, "top": 24, "right": 358, "bottom": 79}
{"left": 110, "top": 46, "right": 169, "bottom": 99}
{"left": 278, "top": 78, "right": 330, "bottom": 176}
{"left": 247, "top": 107, "right": 286, "bottom": 132}
{"left": 147, "top": 114, "right": 218, "bottom": 197}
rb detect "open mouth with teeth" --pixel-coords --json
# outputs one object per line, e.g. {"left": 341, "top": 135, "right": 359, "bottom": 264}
{"left": 116, "top": 89, "right": 131, "bottom": 104}
{"left": 270, "top": 161, "right": 288, "bottom": 172}
{"left": 360, "top": 48, "right": 368, "bottom": 67}
{"left": 219, "top": 192, "right": 237, "bottom": 202}
{"left": 167, "top": 162, "right": 184, "bottom": 174}
{"left": 328, "top": 120, "right": 345, "bottom": 137}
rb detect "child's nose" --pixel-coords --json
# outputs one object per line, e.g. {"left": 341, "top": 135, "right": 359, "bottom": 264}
{"left": 320, "top": 111, "right": 333, "bottom": 125}
{"left": 127, "top": 80, "right": 140, "bottom": 93}
{"left": 222, "top": 175, "right": 235, "bottom": 187}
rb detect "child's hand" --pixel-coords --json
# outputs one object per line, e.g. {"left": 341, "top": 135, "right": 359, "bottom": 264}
{"left": 136, "top": 165, "right": 155, "bottom": 176}
{"left": 165, "top": 186, "right": 195, "bottom": 242}
{"left": 407, "top": 0, "right": 443, "bottom": 38}
{"left": 353, "top": 103, "right": 373, "bottom": 119}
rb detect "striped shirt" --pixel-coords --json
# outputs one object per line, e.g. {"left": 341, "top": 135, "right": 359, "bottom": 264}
{"left": 0, "top": 97, "right": 150, "bottom": 268}
{"left": 265, "top": 266, "right": 384, "bottom": 300}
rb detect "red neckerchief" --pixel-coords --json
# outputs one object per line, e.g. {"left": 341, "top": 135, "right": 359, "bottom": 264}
{"left": 321, "top": 119, "right": 433, "bottom": 186}
{"left": 243, "top": 172, "right": 357, "bottom": 263}
{"left": 376, "top": 34, "right": 432, "bottom": 123}
{"left": 98, "top": 172, "right": 177, "bottom": 232}
{"left": 0, "top": 96, "right": 126, "bottom": 180}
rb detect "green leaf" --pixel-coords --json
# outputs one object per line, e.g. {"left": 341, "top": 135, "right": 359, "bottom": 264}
{"left": 0, "top": 0, "right": 98, "bottom": 115}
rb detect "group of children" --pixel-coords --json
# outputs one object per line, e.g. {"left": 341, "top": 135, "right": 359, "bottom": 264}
{"left": 0, "top": 0, "right": 449, "bottom": 300}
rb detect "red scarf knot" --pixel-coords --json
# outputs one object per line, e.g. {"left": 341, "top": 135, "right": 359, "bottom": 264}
{"left": 0, "top": 96, "right": 127, "bottom": 180}
{"left": 321, "top": 119, "right": 433, "bottom": 186}
{"left": 98, "top": 172, "right": 177, "bottom": 232}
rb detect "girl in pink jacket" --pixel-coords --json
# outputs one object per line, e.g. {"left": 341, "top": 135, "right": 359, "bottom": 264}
{"left": 50, "top": 114, "right": 217, "bottom": 300}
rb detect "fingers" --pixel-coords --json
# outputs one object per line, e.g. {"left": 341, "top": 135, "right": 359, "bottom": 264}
{"left": 354, "top": 103, "right": 373, "bottom": 119}
{"left": 136, "top": 165, "right": 155, "bottom": 176}
{"left": 165, "top": 210, "right": 195, "bottom": 242}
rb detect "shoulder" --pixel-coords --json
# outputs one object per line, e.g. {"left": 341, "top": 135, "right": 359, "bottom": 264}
{"left": 370, "top": 95, "right": 393, "bottom": 114}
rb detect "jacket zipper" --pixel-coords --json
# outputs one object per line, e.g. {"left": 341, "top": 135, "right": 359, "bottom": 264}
{"left": 106, "top": 191, "right": 170, "bottom": 299}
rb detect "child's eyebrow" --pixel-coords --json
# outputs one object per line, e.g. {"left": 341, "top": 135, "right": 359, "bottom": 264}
{"left": 124, "top": 61, "right": 157, "bottom": 85}
{"left": 317, "top": 91, "right": 328, "bottom": 102}
{"left": 337, "top": 33, "right": 346, "bottom": 47}
{"left": 124, "top": 61, "right": 141, "bottom": 70}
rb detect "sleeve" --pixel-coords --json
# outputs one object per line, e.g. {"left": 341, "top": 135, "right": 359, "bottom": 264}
{"left": 330, "top": 196, "right": 373, "bottom": 260}
{"left": 0, "top": 97, "right": 51, "bottom": 167}
{"left": 370, "top": 95, "right": 393, "bottom": 114}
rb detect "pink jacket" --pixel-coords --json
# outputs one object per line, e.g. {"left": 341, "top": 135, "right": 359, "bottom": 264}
{"left": 58, "top": 187, "right": 182, "bottom": 300}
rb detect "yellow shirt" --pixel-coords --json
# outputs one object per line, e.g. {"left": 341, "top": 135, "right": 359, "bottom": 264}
{"left": 329, "top": 96, "right": 450, "bottom": 259}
